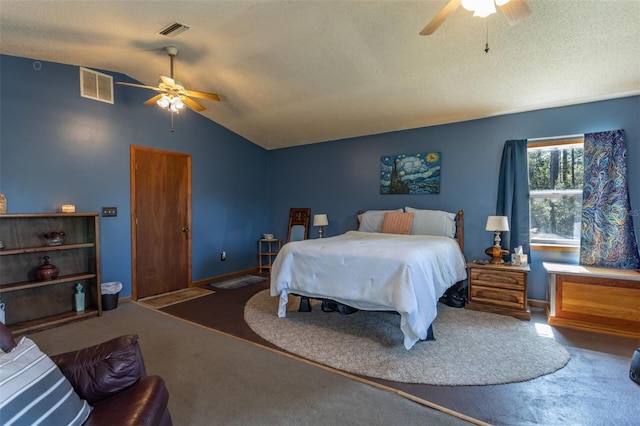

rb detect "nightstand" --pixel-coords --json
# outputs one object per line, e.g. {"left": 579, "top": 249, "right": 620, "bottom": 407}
{"left": 466, "top": 261, "right": 531, "bottom": 320}
{"left": 258, "top": 239, "right": 281, "bottom": 273}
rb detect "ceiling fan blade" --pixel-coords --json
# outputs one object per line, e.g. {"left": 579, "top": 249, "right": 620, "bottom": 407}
{"left": 143, "top": 94, "right": 164, "bottom": 106}
{"left": 182, "top": 96, "right": 206, "bottom": 112}
{"left": 116, "top": 81, "right": 161, "bottom": 91}
{"left": 160, "top": 75, "right": 177, "bottom": 87}
{"left": 499, "top": 0, "right": 531, "bottom": 26}
{"left": 420, "top": 0, "right": 462, "bottom": 35}
{"left": 144, "top": 92, "right": 205, "bottom": 111}
{"left": 183, "top": 89, "right": 221, "bottom": 102}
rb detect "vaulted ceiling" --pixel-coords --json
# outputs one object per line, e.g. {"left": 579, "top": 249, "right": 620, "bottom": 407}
{"left": 1, "top": 1, "right": 638, "bottom": 149}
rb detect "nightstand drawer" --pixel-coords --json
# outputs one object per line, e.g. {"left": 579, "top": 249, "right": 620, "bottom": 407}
{"left": 469, "top": 284, "right": 526, "bottom": 310}
{"left": 469, "top": 269, "right": 526, "bottom": 291}
{"left": 466, "top": 262, "right": 530, "bottom": 320}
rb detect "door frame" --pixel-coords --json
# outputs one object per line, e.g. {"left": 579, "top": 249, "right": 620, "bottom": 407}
{"left": 130, "top": 145, "right": 192, "bottom": 300}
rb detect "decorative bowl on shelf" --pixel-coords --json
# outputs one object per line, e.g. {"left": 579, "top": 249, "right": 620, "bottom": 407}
{"left": 43, "top": 231, "right": 65, "bottom": 246}
{"left": 35, "top": 256, "right": 59, "bottom": 281}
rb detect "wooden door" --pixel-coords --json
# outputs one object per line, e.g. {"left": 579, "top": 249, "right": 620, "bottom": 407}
{"left": 131, "top": 146, "right": 191, "bottom": 299}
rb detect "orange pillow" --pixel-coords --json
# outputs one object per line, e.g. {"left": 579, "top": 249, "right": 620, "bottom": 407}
{"left": 381, "top": 212, "right": 414, "bottom": 235}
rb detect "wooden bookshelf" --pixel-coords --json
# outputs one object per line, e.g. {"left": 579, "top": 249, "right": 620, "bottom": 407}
{"left": 0, "top": 213, "right": 102, "bottom": 334}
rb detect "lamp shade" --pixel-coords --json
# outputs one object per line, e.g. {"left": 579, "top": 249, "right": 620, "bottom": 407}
{"left": 313, "top": 214, "right": 329, "bottom": 227}
{"left": 485, "top": 216, "right": 509, "bottom": 232}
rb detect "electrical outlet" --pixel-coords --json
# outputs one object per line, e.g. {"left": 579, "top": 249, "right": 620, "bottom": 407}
{"left": 102, "top": 207, "right": 117, "bottom": 217}
{"left": 221, "top": 251, "right": 226, "bottom": 261}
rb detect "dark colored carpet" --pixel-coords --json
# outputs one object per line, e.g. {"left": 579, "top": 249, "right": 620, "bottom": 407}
{"left": 161, "top": 280, "right": 277, "bottom": 349}
{"left": 161, "top": 280, "right": 640, "bottom": 426}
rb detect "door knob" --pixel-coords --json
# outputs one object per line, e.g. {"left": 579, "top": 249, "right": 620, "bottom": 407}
{"left": 182, "top": 227, "right": 190, "bottom": 232}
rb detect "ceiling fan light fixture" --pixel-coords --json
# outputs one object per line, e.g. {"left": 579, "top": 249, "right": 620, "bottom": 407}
{"left": 157, "top": 95, "right": 171, "bottom": 109}
{"left": 462, "top": 0, "right": 504, "bottom": 17}
{"left": 420, "top": 0, "right": 526, "bottom": 36}
{"left": 171, "top": 97, "right": 185, "bottom": 112}
{"left": 156, "top": 94, "right": 186, "bottom": 113}
{"left": 116, "top": 45, "right": 220, "bottom": 119}
{"left": 474, "top": 3, "right": 496, "bottom": 18}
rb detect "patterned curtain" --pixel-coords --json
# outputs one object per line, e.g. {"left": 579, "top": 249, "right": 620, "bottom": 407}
{"left": 580, "top": 129, "right": 640, "bottom": 268}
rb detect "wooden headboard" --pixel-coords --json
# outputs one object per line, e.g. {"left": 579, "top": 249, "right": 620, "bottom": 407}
{"left": 356, "top": 209, "right": 464, "bottom": 251}
{"left": 455, "top": 210, "right": 464, "bottom": 252}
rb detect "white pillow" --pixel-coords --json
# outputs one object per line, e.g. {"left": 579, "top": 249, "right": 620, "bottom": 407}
{"left": 0, "top": 337, "right": 92, "bottom": 425}
{"left": 404, "top": 207, "right": 456, "bottom": 238}
{"left": 357, "top": 209, "right": 403, "bottom": 232}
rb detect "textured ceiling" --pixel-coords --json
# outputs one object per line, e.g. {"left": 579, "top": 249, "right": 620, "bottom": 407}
{"left": 0, "top": 1, "right": 638, "bottom": 150}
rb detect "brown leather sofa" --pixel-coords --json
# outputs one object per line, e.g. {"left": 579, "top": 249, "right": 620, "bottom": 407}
{"left": 0, "top": 322, "right": 172, "bottom": 426}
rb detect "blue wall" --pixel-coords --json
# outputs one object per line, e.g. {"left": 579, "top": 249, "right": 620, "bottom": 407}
{"left": 0, "top": 55, "right": 269, "bottom": 298}
{"left": 2, "top": 54, "right": 638, "bottom": 301}
{"left": 268, "top": 96, "right": 640, "bottom": 300}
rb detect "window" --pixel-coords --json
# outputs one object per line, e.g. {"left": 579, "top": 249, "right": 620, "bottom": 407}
{"left": 528, "top": 138, "right": 584, "bottom": 246}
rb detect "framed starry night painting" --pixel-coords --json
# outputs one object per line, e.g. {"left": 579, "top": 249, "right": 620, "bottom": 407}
{"left": 380, "top": 152, "right": 440, "bottom": 194}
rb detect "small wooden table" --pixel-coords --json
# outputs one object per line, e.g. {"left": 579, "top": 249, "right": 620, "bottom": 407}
{"left": 465, "top": 261, "right": 530, "bottom": 320}
{"left": 544, "top": 262, "right": 640, "bottom": 338}
{"left": 258, "top": 239, "right": 281, "bottom": 273}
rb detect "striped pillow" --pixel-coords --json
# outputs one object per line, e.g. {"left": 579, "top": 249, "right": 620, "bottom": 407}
{"left": 381, "top": 212, "right": 414, "bottom": 235}
{"left": 0, "top": 337, "right": 92, "bottom": 426}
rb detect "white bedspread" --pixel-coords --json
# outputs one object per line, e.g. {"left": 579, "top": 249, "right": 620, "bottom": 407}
{"left": 270, "top": 231, "right": 467, "bottom": 349}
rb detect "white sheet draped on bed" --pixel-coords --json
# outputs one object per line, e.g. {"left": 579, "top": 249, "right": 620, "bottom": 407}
{"left": 270, "top": 231, "right": 467, "bottom": 349}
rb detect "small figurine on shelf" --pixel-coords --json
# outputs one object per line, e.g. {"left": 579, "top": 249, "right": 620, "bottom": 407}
{"left": 75, "top": 283, "right": 85, "bottom": 312}
{"left": 43, "top": 231, "right": 65, "bottom": 246}
{"left": 35, "top": 256, "right": 59, "bottom": 281}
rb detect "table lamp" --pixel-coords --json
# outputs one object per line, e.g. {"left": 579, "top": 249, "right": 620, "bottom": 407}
{"left": 485, "top": 215, "right": 510, "bottom": 264}
{"left": 313, "top": 214, "right": 329, "bottom": 238}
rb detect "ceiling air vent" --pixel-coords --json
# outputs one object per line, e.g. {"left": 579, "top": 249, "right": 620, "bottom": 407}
{"left": 79, "top": 67, "right": 113, "bottom": 104}
{"left": 156, "top": 22, "right": 191, "bottom": 38}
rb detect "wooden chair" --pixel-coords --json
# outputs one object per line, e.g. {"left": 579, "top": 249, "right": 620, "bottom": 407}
{"left": 286, "top": 208, "right": 310, "bottom": 243}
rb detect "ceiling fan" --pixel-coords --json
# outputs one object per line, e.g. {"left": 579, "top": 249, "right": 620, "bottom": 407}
{"left": 420, "top": 0, "right": 531, "bottom": 36}
{"left": 116, "top": 46, "right": 220, "bottom": 113}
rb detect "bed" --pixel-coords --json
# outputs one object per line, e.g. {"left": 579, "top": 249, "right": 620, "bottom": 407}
{"left": 270, "top": 208, "right": 467, "bottom": 349}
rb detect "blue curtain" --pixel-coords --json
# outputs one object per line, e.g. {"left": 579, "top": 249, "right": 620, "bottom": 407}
{"left": 580, "top": 129, "right": 640, "bottom": 268}
{"left": 496, "top": 139, "right": 530, "bottom": 256}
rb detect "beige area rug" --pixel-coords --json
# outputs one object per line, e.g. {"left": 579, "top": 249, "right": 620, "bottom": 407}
{"left": 138, "top": 287, "right": 214, "bottom": 309}
{"left": 245, "top": 290, "right": 571, "bottom": 386}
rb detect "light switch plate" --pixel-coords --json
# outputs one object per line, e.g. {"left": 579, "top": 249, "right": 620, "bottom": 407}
{"left": 102, "top": 207, "right": 117, "bottom": 217}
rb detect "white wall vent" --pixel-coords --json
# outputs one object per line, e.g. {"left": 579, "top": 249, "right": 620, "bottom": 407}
{"left": 79, "top": 67, "right": 114, "bottom": 104}
{"left": 156, "top": 22, "right": 190, "bottom": 38}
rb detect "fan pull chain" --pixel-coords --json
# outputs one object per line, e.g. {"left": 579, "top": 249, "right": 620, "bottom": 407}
{"left": 171, "top": 111, "right": 175, "bottom": 133}
{"left": 485, "top": 21, "right": 490, "bottom": 53}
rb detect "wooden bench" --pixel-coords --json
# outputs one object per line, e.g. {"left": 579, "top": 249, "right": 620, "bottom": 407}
{"left": 543, "top": 262, "right": 640, "bottom": 338}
